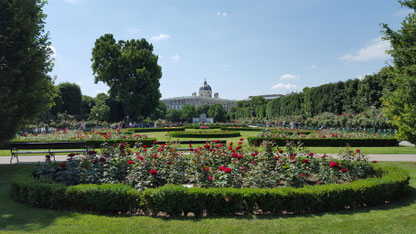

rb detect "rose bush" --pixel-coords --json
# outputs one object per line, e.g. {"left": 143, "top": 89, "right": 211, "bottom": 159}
{"left": 35, "top": 140, "right": 377, "bottom": 190}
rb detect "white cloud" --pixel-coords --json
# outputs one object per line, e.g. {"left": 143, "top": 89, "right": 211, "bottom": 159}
{"left": 309, "top": 64, "right": 318, "bottom": 69}
{"left": 48, "top": 45, "right": 57, "bottom": 58}
{"left": 271, "top": 83, "right": 297, "bottom": 90}
{"left": 126, "top": 27, "right": 140, "bottom": 34}
{"left": 280, "top": 74, "right": 300, "bottom": 80}
{"left": 151, "top": 34, "right": 171, "bottom": 41}
{"left": 65, "top": 0, "right": 81, "bottom": 4}
{"left": 395, "top": 9, "right": 413, "bottom": 17}
{"left": 339, "top": 37, "right": 390, "bottom": 62}
{"left": 356, "top": 73, "right": 370, "bottom": 80}
{"left": 217, "top": 11, "right": 227, "bottom": 16}
{"left": 170, "top": 54, "right": 180, "bottom": 62}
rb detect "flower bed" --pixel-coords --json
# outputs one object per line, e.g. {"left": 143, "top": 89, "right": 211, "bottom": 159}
{"left": 169, "top": 131, "right": 241, "bottom": 138}
{"left": 248, "top": 137, "right": 399, "bottom": 147}
{"left": 11, "top": 163, "right": 409, "bottom": 216}
{"left": 128, "top": 127, "right": 186, "bottom": 133}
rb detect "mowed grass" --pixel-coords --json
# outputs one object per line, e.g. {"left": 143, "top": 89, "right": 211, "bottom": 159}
{"left": 0, "top": 162, "right": 415, "bottom": 233}
{"left": 1, "top": 130, "right": 415, "bottom": 156}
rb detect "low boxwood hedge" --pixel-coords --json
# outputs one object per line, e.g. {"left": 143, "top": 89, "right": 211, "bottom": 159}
{"left": 269, "top": 129, "right": 315, "bottom": 135}
{"left": 220, "top": 127, "right": 264, "bottom": 131}
{"left": 169, "top": 131, "right": 241, "bottom": 138}
{"left": 129, "top": 127, "right": 185, "bottom": 133}
{"left": 247, "top": 137, "right": 399, "bottom": 147}
{"left": 11, "top": 164, "right": 409, "bottom": 216}
{"left": 2, "top": 139, "right": 157, "bottom": 150}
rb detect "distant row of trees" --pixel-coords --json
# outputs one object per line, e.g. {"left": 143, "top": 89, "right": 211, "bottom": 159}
{"left": 229, "top": 68, "right": 390, "bottom": 121}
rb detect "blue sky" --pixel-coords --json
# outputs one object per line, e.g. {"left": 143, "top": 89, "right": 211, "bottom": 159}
{"left": 44, "top": 0, "right": 410, "bottom": 100}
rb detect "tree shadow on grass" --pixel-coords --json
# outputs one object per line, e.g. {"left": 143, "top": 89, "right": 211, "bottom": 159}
{"left": 0, "top": 164, "right": 77, "bottom": 232}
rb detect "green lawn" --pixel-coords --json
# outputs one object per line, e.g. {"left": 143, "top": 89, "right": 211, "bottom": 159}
{"left": 0, "top": 162, "right": 416, "bottom": 233}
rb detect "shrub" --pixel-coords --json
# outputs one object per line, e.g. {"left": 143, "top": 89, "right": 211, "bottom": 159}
{"left": 247, "top": 137, "right": 399, "bottom": 147}
{"left": 169, "top": 131, "right": 241, "bottom": 138}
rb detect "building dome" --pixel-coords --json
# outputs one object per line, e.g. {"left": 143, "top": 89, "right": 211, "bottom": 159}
{"left": 199, "top": 80, "right": 212, "bottom": 91}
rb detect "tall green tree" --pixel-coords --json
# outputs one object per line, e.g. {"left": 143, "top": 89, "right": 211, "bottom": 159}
{"left": 166, "top": 109, "right": 182, "bottom": 122}
{"left": 0, "top": 0, "right": 54, "bottom": 143}
{"left": 150, "top": 101, "right": 167, "bottom": 120}
{"left": 91, "top": 34, "right": 162, "bottom": 120}
{"left": 382, "top": 0, "right": 416, "bottom": 143}
{"left": 208, "top": 104, "right": 227, "bottom": 122}
{"left": 81, "top": 95, "right": 95, "bottom": 119}
{"left": 181, "top": 104, "right": 196, "bottom": 122}
{"left": 56, "top": 82, "right": 82, "bottom": 115}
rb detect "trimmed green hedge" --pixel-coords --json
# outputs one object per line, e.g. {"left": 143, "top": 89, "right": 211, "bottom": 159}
{"left": 220, "top": 127, "right": 264, "bottom": 131}
{"left": 169, "top": 131, "right": 241, "bottom": 138}
{"left": 247, "top": 137, "right": 399, "bottom": 147}
{"left": 269, "top": 129, "right": 315, "bottom": 135}
{"left": 129, "top": 127, "right": 185, "bottom": 133}
{"left": 2, "top": 139, "right": 157, "bottom": 150}
{"left": 11, "top": 165, "right": 409, "bottom": 216}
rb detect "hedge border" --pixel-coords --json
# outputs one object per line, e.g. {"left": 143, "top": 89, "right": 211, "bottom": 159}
{"left": 247, "top": 137, "right": 399, "bottom": 147}
{"left": 169, "top": 131, "right": 241, "bottom": 138}
{"left": 10, "top": 164, "right": 409, "bottom": 216}
{"left": 220, "top": 127, "right": 264, "bottom": 131}
{"left": 2, "top": 139, "right": 157, "bottom": 150}
{"left": 128, "top": 127, "right": 185, "bottom": 133}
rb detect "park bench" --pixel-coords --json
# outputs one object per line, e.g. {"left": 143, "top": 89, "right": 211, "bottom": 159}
{"left": 154, "top": 140, "right": 227, "bottom": 151}
{"left": 10, "top": 141, "right": 89, "bottom": 163}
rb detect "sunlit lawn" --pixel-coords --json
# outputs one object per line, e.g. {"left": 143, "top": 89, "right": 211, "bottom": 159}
{"left": 0, "top": 162, "right": 415, "bottom": 233}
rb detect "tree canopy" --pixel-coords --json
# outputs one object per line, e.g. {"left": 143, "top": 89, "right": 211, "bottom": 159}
{"left": 0, "top": 0, "right": 54, "bottom": 143}
{"left": 91, "top": 34, "right": 162, "bottom": 120}
{"left": 382, "top": 0, "right": 416, "bottom": 143}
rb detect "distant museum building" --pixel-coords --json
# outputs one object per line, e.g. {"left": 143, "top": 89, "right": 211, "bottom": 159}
{"left": 162, "top": 80, "right": 237, "bottom": 111}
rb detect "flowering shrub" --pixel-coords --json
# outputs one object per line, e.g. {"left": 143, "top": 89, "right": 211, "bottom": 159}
{"left": 259, "top": 129, "right": 393, "bottom": 139}
{"left": 15, "top": 129, "right": 149, "bottom": 141}
{"left": 35, "top": 140, "right": 377, "bottom": 190}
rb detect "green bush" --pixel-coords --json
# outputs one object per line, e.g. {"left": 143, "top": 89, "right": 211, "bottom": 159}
{"left": 3, "top": 138, "right": 157, "bottom": 149}
{"left": 11, "top": 165, "right": 409, "bottom": 215}
{"left": 220, "top": 127, "right": 264, "bottom": 131}
{"left": 247, "top": 137, "right": 399, "bottom": 147}
{"left": 130, "top": 127, "right": 185, "bottom": 133}
{"left": 269, "top": 129, "right": 315, "bottom": 135}
{"left": 169, "top": 131, "right": 241, "bottom": 138}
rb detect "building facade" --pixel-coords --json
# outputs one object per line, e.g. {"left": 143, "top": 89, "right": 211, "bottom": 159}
{"left": 162, "top": 80, "right": 237, "bottom": 111}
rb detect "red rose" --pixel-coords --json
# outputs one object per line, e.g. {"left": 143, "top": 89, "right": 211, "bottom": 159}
{"left": 341, "top": 168, "right": 347, "bottom": 173}
{"left": 204, "top": 144, "right": 210, "bottom": 148}
{"left": 308, "top": 152, "right": 314, "bottom": 157}
{"left": 238, "top": 142, "right": 242, "bottom": 145}
{"left": 214, "top": 140, "right": 220, "bottom": 143}
{"left": 204, "top": 167, "right": 210, "bottom": 172}
{"left": 153, "top": 154, "right": 158, "bottom": 158}
{"left": 209, "top": 176, "right": 213, "bottom": 181}
{"left": 138, "top": 156, "right": 144, "bottom": 160}
{"left": 235, "top": 146, "right": 242, "bottom": 150}
{"left": 45, "top": 155, "right": 51, "bottom": 159}
{"left": 154, "top": 141, "right": 158, "bottom": 144}
{"left": 372, "top": 160, "right": 377, "bottom": 163}
{"left": 60, "top": 162, "right": 66, "bottom": 167}
{"left": 229, "top": 142, "right": 233, "bottom": 145}
{"left": 278, "top": 149, "right": 283, "bottom": 154}
{"left": 99, "top": 157, "right": 106, "bottom": 162}
{"left": 143, "top": 145, "right": 147, "bottom": 148}
{"left": 240, "top": 138, "right": 244, "bottom": 141}
{"left": 302, "top": 159, "right": 310, "bottom": 164}
{"left": 252, "top": 161, "right": 256, "bottom": 164}
{"left": 329, "top": 162, "right": 339, "bottom": 168}
{"left": 237, "top": 154, "right": 243, "bottom": 159}
{"left": 149, "top": 169, "right": 157, "bottom": 175}
{"left": 232, "top": 153, "right": 238, "bottom": 158}
{"left": 356, "top": 149, "right": 361, "bottom": 154}
{"left": 127, "top": 160, "right": 135, "bottom": 165}
{"left": 301, "top": 173, "right": 306, "bottom": 178}
{"left": 119, "top": 143, "right": 125, "bottom": 149}
{"left": 68, "top": 153, "right": 75, "bottom": 157}
{"left": 224, "top": 167, "right": 232, "bottom": 173}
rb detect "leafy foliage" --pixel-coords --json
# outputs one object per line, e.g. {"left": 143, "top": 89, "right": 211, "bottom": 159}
{"left": 91, "top": 34, "right": 162, "bottom": 120}
{"left": 0, "top": 0, "right": 54, "bottom": 144}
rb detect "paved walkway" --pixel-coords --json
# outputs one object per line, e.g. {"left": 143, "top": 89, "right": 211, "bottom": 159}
{"left": 2, "top": 154, "right": 416, "bottom": 164}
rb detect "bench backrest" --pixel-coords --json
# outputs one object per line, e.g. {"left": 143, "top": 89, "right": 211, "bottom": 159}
{"left": 10, "top": 141, "right": 87, "bottom": 149}
{"left": 155, "top": 140, "right": 227, "bottom": 145}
